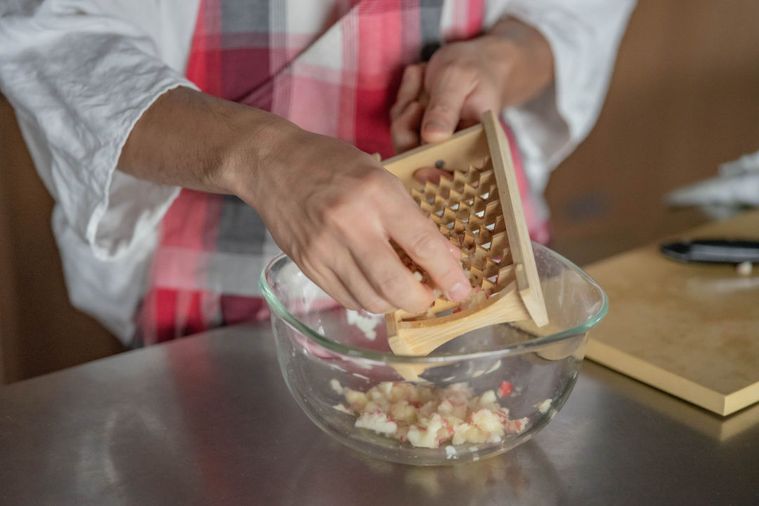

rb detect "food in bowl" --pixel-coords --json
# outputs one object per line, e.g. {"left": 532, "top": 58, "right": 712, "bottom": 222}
{"left": 331, "top": 379, "right": 547, "bottom": 453}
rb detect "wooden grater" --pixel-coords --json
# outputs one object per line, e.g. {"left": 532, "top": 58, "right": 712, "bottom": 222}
{"left": 382, "top": 110, "right": 548, "bottom": 359}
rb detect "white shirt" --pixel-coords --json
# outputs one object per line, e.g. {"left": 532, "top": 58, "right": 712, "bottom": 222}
{"left": 0, "top": 0, "right": 635, "bottom": 343}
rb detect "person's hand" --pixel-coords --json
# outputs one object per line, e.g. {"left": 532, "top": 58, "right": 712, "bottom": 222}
{"left": 120, "top": 87, "right": 471, "bottom": 315}
{"left": 233, "top": 121, "right": 472, "bottom": 314}
{"left": 390, "top": 18, "right": 554, "bottom": 153}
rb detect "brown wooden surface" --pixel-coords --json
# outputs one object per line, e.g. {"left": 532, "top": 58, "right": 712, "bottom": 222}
{"left": 546, "top": 0, "right": 759, "bottom": 265}
{"left": 0, "top": 96, "right": 124, "bottom": 384}
{"left": 585, "top": 210, "right": 759, "bottom": 416}
{"left": 483, "top": 111, "right": 547, "bottom": 327}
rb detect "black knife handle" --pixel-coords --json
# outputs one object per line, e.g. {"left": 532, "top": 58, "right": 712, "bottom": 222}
{"left": 660, "top": 239, "right": 759, "bottom": 264}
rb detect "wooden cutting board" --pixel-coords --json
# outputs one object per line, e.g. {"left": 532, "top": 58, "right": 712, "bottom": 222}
{"left": 584, "top": 210, "right": 759, "bottom": 416}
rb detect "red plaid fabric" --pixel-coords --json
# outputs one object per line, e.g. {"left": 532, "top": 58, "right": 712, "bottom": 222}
{"left": 135, "top": 0, "right": 544, "bottom": 345}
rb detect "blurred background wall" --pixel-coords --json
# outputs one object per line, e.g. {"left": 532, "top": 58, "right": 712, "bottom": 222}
{"left": 2, "top": 0, "right": 759, "bottom": 382}
{"left": 546, "top": 0, "right": 759, "bottom": 263}
{"left": 0, "top": 98, "right": 124, "bottom": 384}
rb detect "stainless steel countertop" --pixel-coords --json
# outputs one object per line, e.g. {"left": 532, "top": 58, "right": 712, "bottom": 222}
{"left": 1, "top": 325, "right": 757, "bottom": 506}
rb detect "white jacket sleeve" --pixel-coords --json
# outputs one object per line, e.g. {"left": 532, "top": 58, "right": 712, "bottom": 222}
{"left": 487, "top": 0, "right": 636, "bottom": 195}
{"left": 0, "top": 0, "right": 198, "bottom": 260}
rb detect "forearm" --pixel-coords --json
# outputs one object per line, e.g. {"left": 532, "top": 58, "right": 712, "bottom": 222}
{"left": 118, "top": 86, "right": 295, "bottom": 202}
{"left": 119, "top": 86, "right": 470, "bottom": 315}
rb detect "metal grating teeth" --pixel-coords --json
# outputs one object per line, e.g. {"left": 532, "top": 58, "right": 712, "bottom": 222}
{"left": 396, "top": 157, "right": 515, "bottom": 319}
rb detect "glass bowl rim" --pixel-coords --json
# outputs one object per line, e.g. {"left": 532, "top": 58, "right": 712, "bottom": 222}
{"left": 258, "top": 243, "right": 608, "bottom": 365}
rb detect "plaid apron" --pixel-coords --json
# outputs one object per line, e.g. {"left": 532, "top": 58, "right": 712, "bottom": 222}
{"left": 135, "top": 0, "right": 544, "bottom": 345}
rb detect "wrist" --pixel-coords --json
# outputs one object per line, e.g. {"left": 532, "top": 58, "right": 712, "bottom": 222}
{"left": 212, "top": 106, "right": 302, "bottom": 206}
{"left": 483, "top": 17, "right": 555, "bottom": 107}
{"left": 119, "top": 86, "right": 300, "bottom": 203}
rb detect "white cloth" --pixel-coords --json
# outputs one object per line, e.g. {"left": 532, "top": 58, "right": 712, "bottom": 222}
{"left": 666, "top": 150, "right": 759, "bottom": 219}
{"left": 0, "top": 0, "right": 635, "bottom": 342}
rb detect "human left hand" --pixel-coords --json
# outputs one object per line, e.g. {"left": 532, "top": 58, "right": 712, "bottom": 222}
{"left": 390, "top": 17, "right": 554, "bottom": 154}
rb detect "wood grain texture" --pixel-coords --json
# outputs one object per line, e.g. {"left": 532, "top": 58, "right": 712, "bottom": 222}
{"left": 585, "top": 210, "right": 759, "bottom": 415}
{"left": 585, "top": 361, "right": 759, "bottom": 442}
{"left": 482, "top": 111, "right": 548, "bottom": 327}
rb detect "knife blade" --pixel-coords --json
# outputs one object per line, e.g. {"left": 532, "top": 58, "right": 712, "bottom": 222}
{"left": 660, "top": 239, "right": 759, "bottom": 264}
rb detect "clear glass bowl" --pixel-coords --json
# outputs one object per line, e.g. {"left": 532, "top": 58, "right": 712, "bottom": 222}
{"left": 259, "top": 243, "right": 607, "bottom": 466}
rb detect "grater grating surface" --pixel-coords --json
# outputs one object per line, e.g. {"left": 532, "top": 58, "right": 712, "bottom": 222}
{"left": 393, "top": 156, "right": 517, "bottom": 323}
{"left": 382, "top": 111, "right": 547, "bottom": 364}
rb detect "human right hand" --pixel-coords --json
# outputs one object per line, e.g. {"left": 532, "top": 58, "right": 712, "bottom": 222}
{"left": 232, "top": 121, "right": 471, "bottom": 314}
{"left": 120, "top": 87, "right": 470, "bottom": 315}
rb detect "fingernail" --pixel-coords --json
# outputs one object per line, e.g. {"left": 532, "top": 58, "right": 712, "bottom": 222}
{"left": 447, "top": 282, "right": 471, "bottom": 302}
{"left": 423, "top": 120, "right": 447, "bottom": 134}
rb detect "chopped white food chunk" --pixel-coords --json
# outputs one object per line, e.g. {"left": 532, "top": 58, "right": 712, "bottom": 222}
{"left": 336, "top": 380, "right": 527, "bottom": 448}
{"left": 478, "top": 390, "right": 497, "bottom": 407}
{"left": 536, "top": 399, "right": 552, "bottom": 414}
{"left": 333, "top": 403, "right": 353, "bottom": 414}
{"left": 346, "top": 309, "right": 378, "bottom": 341}
{"left": 345, "top": 389, "right": 368, "bottom": 411}
{"left": 355, "top": 412, "right": 398, "bottom": 435}
{"left": 737, "top": 261, "right": 753, "bottom": 276}
{"left": 330, "top": 379, "right": 344, "bottom": 395}
{"left": 407, "top": 414, "right": 444, "bottom": 448}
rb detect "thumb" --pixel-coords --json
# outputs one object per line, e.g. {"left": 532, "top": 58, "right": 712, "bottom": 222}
{"left": 421, "top": 77, "right": 470, "bottom": 144}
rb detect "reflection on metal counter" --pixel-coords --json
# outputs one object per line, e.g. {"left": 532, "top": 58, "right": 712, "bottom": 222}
{"left": 0, "top": 325, "right": 757, "bottom": 505}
